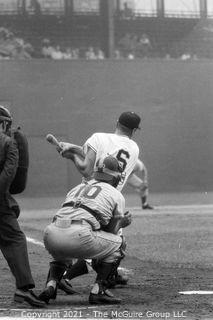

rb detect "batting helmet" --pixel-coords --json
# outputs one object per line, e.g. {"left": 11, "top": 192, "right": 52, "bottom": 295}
{"left": 0, "top": 105, "right": 12, "bottom": 123}
{"left": 94, "top": 155, "right": 124, "bottom": 188}
{"left": 118, "top": 111, "right": 141, "bottom": 130}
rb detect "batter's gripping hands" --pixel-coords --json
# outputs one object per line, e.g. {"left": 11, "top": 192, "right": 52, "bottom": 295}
{"left": 46, "top": 133, "right": 65, "bottom": 154}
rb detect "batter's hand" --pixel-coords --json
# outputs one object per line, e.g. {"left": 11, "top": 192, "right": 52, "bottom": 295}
{"left": 59, "top": 142, "right": 76, "bottom": 159}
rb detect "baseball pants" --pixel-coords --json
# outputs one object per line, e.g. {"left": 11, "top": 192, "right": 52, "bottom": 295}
{"left": 43, "top": 218, "right": 122, "bottom": 263}
{"left": 0, "top": 205, "right": 35, "bottom": 289}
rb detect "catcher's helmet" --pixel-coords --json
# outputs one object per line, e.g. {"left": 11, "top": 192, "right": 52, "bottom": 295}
{"left": 94, "top": 155, "right": 124, "bottom": 188}
{"left": 0, "top": 105, "right": 12, "bottom": 123}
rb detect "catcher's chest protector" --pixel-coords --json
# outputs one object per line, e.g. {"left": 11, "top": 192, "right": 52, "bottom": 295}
{"left": 9, "top": 127, "right": 29, "bottom": 194}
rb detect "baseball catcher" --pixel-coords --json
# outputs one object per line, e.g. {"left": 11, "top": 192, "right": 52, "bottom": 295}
{"left": 39, "top": 156, "right": 131, "bottom": 305}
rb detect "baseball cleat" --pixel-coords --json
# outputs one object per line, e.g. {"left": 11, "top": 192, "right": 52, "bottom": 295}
{"left": 14, "top": 289, "right": 46, "bottom": 308}
{"left": 89, "top": 290, "right": 122, "bottom": 304}
{"left": 58, "top": 279, "right": 77, "bottom": 295}
{"left": 38, "top": 286, "right": 57, "bottom": 304}
{"left": 142, "top": 203, "right": 154, "bottom": 210}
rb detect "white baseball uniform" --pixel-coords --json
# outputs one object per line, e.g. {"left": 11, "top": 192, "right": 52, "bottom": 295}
{"left": 84, "top": 132, "right": 140, "bottom": 191}
{"left": 43, "top": 179, "right": 125, "bottom": 263}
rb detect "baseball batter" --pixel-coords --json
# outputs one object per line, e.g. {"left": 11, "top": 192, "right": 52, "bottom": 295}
{"left": 60, "top": 111, "right": 153, "bottom": 209}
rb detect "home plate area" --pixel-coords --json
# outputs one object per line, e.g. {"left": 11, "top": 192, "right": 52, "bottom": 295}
{"left": 1, "top": 204, "right": 213, "bottom": 319}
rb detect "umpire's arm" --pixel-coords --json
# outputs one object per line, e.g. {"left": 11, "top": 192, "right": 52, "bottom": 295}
{"left": 0, "top": 137, "right": 19, "bottom": 192}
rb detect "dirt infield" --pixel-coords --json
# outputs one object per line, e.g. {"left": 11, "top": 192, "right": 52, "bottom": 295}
{"left": 1, "top": 195, "right": 213, "bottom": 320}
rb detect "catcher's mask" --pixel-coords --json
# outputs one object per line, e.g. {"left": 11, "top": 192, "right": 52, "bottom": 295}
{"left": 0, "top": 105, "right": 12, "bottom": 132}
{"left": 94, "top": 155, "right": 124, "bottom": 188}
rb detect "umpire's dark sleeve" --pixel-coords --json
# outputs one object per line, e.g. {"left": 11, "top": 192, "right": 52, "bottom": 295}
{"left": 0, "top": 136, "right": 19, "bottom": 193}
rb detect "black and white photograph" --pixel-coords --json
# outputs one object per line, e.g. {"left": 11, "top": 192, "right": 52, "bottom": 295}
{"left": 0, "top": 1, "right": 213, "bottom": 319}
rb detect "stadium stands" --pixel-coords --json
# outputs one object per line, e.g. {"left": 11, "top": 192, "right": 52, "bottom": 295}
{"left": 0, "top": 1, "right": 212, "bottom": 59}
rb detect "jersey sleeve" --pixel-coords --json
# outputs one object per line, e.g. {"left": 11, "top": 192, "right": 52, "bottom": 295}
{"left": 83, "top": 133, "right": 100, "bottom": 154}
{"left": 134, "top": 143, "right": 140, "bottom": 160}
{"left": 136, "top": 158, "right": 145, "bottom": 171}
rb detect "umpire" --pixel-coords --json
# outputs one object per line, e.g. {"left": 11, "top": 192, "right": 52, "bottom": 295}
{"left": 0, "top": 105, "right": 45, "bottom": 307}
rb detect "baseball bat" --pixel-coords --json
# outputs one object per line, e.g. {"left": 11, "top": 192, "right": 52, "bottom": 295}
{"left": 46, "top": 134, "right": 61, "bottom": 149}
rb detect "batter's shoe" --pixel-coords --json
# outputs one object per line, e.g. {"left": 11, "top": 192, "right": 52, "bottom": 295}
{"left": 89, "top": 289, "right": 121, "bottom": 305}
{"left": 58, "top": 279, "right": 77, "bottom": 295}
{"left": 14, "top": 289, "right": 46, "bottom": 308}
{"left": 38, "top": 286, "right": 57, "bottom": 304}
{"left": 142, "top": 203, "right": 154, "bottom": 210}
{"left": 107, "top": 273, "right": 129, "bottom": 288}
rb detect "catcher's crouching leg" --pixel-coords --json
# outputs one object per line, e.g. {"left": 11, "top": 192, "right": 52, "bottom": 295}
{"left": 58, "top": 259, "right": 88, "bottom": 295}
{"left": 89, "top": 238, "right": 127, "bottom": 304}
{"left": 39, "top": 261, "right": 67, "bottom": 304}
{"left": 105, "top": 236, "right": 128, "bottom": 288}
{"left": 89, "top": 261, "right": 122, "bottom": 304}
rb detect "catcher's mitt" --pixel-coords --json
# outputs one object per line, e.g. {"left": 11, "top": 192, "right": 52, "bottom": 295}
{"left": 9, "top": 127, "right": 29, "bottom": 194}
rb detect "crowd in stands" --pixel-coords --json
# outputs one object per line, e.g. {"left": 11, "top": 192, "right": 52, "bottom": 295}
{"left": 0, "top": 28, "right": 106, "bottom": 60}
{"left": 0, "top": 26, "right": 207, "bottom": 61}
{"left": 0, "top": 26, "right": 153, "bottom": 60}
{"left": 40, "top": 35, "right": 154, "bottom": 60}
{"left": 41, "top": 39, "right": 105, "bottom": 60}
{"left": 0, "top": 27, "right": 34, "bottom": 59}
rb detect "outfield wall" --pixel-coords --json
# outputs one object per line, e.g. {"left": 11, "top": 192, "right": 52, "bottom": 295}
{"left": 0, "top": 59, "right": 212, "bottom": 196}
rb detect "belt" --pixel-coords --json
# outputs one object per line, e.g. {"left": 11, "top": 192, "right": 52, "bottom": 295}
{"left": 54, "top": 218, "right": 90, "bottom": 228}
{"left": 62, "top": 201, "right": 102, "bottom": 224}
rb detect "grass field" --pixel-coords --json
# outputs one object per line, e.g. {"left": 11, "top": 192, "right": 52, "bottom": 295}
{"left": 1, "top": 192, "right": 213, "bottom": 320}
